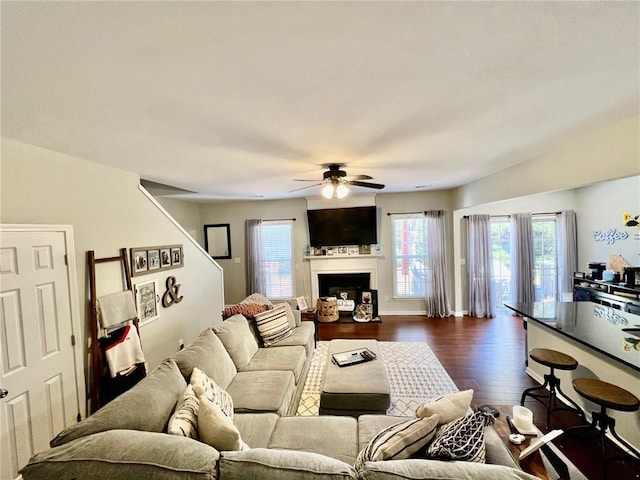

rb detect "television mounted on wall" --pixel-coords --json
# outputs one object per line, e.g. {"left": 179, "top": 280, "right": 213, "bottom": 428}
{"left": 307, "top": 206, "right": 377, "bottom": 247}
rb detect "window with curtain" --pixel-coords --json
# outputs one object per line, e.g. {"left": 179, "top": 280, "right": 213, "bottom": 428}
{"left": 261, "top": 220, "right": 294, "bottom": 299}
{"left": 490, "top": 215, "right": 558, "bottom": 311}
{"left": 392, "top": 215, "right": 427, "bottom": 298}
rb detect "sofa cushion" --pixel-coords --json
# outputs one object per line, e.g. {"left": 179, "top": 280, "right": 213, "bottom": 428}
{"left": 190, "top": 367, "right": 234, "bottom": 420}
{"left": 268, "top": 416, "right": 359, "bottom": 465}
{"left": 253, "top": 304, "right": 294, "bottom": 346}
{"left": 22, "top": 430, "right": 219, "bottom": 480}
{"left": 272, "top": 321, "right": 315, "bottom": 357}
{"left": 222, "top": 303, "right": 268, "bottom": 320}
{"left": 415, "top": 389, "right": 473, "bottom": 425}
{"left": 242, "top": 345, "right": 306, "bottom": 383}
{"left": 198, "top": 395, "right": 248, "bottom": 452}
{"left": 234, "top": 413, "right": 279, "bottom": 448}
{"left": 355, "top": 415, "right": 440, "bottom": 471}
{"left": 357, "top": 459, "right": 539, "bottom": 480}
{"left": 227, "top": 370, "right": 295, "bottom": 416}
{"left": 50, "top": 358, "right": 185, "bottom": 447}
{"left": 167, "top": 384, "right": 199, "bottom": 439}
{"left": 172, "top": 328, "right": 237, "bottom": 389}
{"left": 219, "top": 448, "right": 357, "bottom": 480}
{"left": 213, "top": 314, "right": 259, "bottom": 369}
{"left": 426, "top": 411, "right": 494, "bottom": 463}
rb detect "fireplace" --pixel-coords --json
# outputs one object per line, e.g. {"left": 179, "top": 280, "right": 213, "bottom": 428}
{"left": 318, "top": 273, "right": 370, "bottom": 301}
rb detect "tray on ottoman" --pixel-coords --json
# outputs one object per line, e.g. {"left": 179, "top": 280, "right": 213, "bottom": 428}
{"left": 320, "top": 339, "right": 390, "bottom": 417}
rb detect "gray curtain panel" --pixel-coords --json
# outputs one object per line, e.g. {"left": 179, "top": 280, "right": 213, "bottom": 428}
{"left": 424, "top": 210, "right": 451, "bottom": 318}
{"left": 510, "top": 213, "right": 535, "bottom": 304}
{"left": 467, "top": 214, "right": 494, "bottom": 318}
{"left": 557, "top": 210, "right": 577, "bottom": 300}
{"left": 245, "top": 219, "right": 266, "bottom": 296}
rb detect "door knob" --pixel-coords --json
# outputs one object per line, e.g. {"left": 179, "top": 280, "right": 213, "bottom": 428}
{"left": 0, "top": 389, "right": 8, "bottom": 399}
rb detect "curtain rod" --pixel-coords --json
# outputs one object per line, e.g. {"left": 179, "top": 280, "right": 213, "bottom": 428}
{"left": 387, "top": 211, "right": 426, "bottom": 216}
{"left": 462, "top": 211, "right": 561, "bottom": 219}
{"left": 264, "top": 217, "right": 296, "bottom": 222}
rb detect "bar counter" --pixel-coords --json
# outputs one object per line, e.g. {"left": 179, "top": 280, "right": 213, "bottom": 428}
{"left": 504, "top": 301, "right": 640, "bottom": 372}
{"left": 504, "top": 301, "right": 640, "bottom": 451}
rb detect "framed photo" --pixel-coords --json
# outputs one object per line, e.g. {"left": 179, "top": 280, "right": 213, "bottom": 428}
{"left": 160, "top": 248, "right": 171, "bottom": 267}
{"left": 148, "top": 249, "right": 160, "bottom": 270}
{"left": 357, "top": 288, "right": 378, "bottom": 318}
{"left": 359, "top": 244, "right": 371, "bottom": 254}
{"left": 337, "top": 246, "right": 348, "bottom": 255}
{"left": 204, "top": 224, "right": 232, "bottom": 259}
{"left": 348, "top": 246, "right": 359, "bottom": 255}
{"left": 171, "top": 247, "right": 183, "bottom": 266}
{"left": 132, "top": 249, "right": 148, "bottom": 275}
{"left": 295, "top": 296, "right": 308, "bottom": 311}
{"left": 135, "top": 280, "right": 158, "bottom": 325}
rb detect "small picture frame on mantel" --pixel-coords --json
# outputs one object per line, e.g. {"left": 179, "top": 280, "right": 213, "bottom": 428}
{"left": 359, "top": 244, "right": 371, "bottom": 254}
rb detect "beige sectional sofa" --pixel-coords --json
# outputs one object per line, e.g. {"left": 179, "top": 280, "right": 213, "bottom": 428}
{"left": 21, "top": 295, "right": 537, "bottom": 480}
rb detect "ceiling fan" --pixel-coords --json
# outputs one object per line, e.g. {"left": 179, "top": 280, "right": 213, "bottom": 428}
{"left": 291, "top": 164, "right": 385, "bottom": 198}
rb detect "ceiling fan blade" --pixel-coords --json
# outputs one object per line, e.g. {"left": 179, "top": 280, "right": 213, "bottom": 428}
{"left": 343, "top": 174, "right": 373, "bottom": 181}
{"left": 347, "top": 180, "right": 385, "bottom": 190}
{"left": 293, "top": 178, "right": 321, "bottom": 182}
{"left": 289, "top": 182, "right": 322, "bottom": 193}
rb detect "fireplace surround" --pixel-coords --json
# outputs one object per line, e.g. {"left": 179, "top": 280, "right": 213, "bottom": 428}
{"left": 308, "top": 255, "right": 378, "bottom": 308}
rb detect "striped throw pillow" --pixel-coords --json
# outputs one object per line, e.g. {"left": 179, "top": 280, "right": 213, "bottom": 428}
{"left": 167, "top": 384, "right": 199, "bottom": 439}
{"left": 355, "top": 415, "right": 440, "bottom": 471}
{"left": 426, "top": 411, "right": 494, "bottom": 463}
{"left": 190, "top": 367, "right": 234, "bottom": 420}
{"left": 253, "top": 304, "right": 293, "bottom": 347}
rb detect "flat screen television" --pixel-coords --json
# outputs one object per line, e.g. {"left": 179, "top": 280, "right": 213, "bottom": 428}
{"left": 307, "top": 206, "right": 377, "bottom": 247}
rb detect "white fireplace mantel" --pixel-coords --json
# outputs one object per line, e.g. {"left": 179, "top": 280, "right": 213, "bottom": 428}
{"left": 307, "top": 255, "right": 379, "bottom": 307}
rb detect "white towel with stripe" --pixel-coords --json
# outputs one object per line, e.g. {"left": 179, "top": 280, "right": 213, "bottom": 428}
{"left": 104, "top": 325, "right": 146, "bottom": 377}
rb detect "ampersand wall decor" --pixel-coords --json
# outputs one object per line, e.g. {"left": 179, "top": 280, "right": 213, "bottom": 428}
{"left": 162, "top": 275, "right": 184, "bottom": 308}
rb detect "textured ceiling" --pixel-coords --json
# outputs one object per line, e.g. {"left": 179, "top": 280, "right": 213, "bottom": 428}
{"left": 2, "top": 1, "right": 639, "bottom": 201}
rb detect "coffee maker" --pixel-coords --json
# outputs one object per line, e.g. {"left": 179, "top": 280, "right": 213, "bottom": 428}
{"left": 588, "top": 262, "right": 606, "bottom": 280}
{"left": 623, "top": 267, "right": 640, "bottom": 288}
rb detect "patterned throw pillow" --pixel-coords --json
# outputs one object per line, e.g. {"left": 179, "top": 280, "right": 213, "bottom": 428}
{"left": 222, "top": 303, "right": 268, "bottom": 320}
{"left": 415, "top": 389, "right": 474, "bottom": 425}
{"left": 167, "top": 384, "right": 199, "bottom": 439}
{"left": 273, "top": 302, "right": 297, "bottom": 329}
{"left": 190, "top": 367, "right": 234, "bottom": 420}
{"left": 355, "top": 415, "right": 440, "bottom": 471}
{"left": 426, "top": 411, "right": 494, "bottom": 463}
{"left": 253, "top": 304, "right": 293, "bottom": 347}
{"left": 198, "top": 395, "right": 249, "bottom": 451}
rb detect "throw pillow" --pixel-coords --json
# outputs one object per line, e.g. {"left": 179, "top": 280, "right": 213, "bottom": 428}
{"left": 190, "top": 367, "right": 234, "bottom": 420}
{"left": 241, "top": 293, "right": 272, "bottom": 307}
{"left": 212, "top": 314, "right": 259, "bottom": 369}
{"left": 426, "top": 411, "right": 494, "bottom": 463}
{"left": 415, "top": 389, "right": 474, "bottom": 425}
{"left": 222, "top": 303, "right": 268, "bottom": 320}
{"left": 274, "top": 302, "right": 297, "bottom": 329}
{"left": 198, "top": 395, "right": 249, "bottom": 451}
{"left": 354, "top": 415, "right": 440, "bottom": 471}
{"left": 253, "top": 303, "right": 293, "bottom": 347}
{"left": 167, "top": 384, "right": 199, "bottom": 439}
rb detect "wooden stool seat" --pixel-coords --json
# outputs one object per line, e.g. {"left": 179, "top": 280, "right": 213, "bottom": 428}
{"left": 521, "top": 348, "right": 583, "bottom": 429}
{"left": 530, "top": 348, "right": 578, "bottom": 370}
{"left": 573, "top": 378, "right": 640, "bottom": 412}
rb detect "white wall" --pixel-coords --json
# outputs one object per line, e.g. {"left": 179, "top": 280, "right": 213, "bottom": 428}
{"left": 1, "top": 139, "right": 225, "bottom": 379}
{"left": 156, "top": 197, "right": 203, "bottom": 245}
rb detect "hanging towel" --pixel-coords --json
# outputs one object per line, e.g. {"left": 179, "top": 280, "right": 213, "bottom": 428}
{"left": 103, "top": 325, "right": 146, "bottom": 378}
{"left": 97, "top": 290, "right": 138, "bottom": 329}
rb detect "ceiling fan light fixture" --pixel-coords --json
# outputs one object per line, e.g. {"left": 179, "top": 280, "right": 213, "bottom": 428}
{"left": 322, "top": 183, "right": 334, "bottom": 199}
{"left": 336, "top": 184, "right": 349, "bottom": 198}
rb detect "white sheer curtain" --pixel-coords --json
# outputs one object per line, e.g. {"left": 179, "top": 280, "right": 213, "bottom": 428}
{"left": 467, "top": 214, "right": 494, "bottom": 318}
{"left": 510, "top": 213, "right": 535, "bottom": 304}
{"left": 557, "top": 210, "right": 577, "bottom": 300}
{"left": 245, "top": 219, "right": 265, "bottom": 296}
{"left": 425, "top": 210, "right": 451, "bottom": 317}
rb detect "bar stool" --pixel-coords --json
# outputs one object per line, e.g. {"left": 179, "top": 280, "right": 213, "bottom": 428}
{"left": 563, "top": 378, "right": 640, "bottom": 479}
{"left": 520, "top": 348, "right": 584, "bottom": 428}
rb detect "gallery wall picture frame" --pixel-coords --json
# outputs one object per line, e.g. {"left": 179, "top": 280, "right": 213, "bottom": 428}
{"left": 130, "top": 244, "right": 183, "bottom": 277}
{"left": 135, "top": 279, "right": 159, "bottom": 325}
{"left": 204, "top": 224, "right": 232, "bottom": 259}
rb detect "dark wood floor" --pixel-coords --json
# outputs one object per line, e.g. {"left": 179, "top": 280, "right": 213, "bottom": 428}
{"left": 318, "top": 313, "right": 640, "bottom": 480}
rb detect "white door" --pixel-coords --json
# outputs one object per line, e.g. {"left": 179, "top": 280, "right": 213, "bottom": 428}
{"left": 0, "top": 226, "right": 84, "bottom": 480}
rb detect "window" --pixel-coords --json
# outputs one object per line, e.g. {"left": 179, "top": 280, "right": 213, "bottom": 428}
{"left": 392, "top": 215, "right": 427, "bottom": 298}
{"left": 261, "top": 220, "right": 294, "bottom": 299}
{"left": 490, "top": 216, "right": 558, "bottom": 311}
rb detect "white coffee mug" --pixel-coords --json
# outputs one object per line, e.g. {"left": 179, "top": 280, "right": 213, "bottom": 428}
{"left": 512, "top": 405, "right": 534, "bottom": 432}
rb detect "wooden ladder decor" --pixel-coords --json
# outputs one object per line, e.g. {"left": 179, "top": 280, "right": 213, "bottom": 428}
{"left": 87, "top": 248, "right": 142, "bottom": 414}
